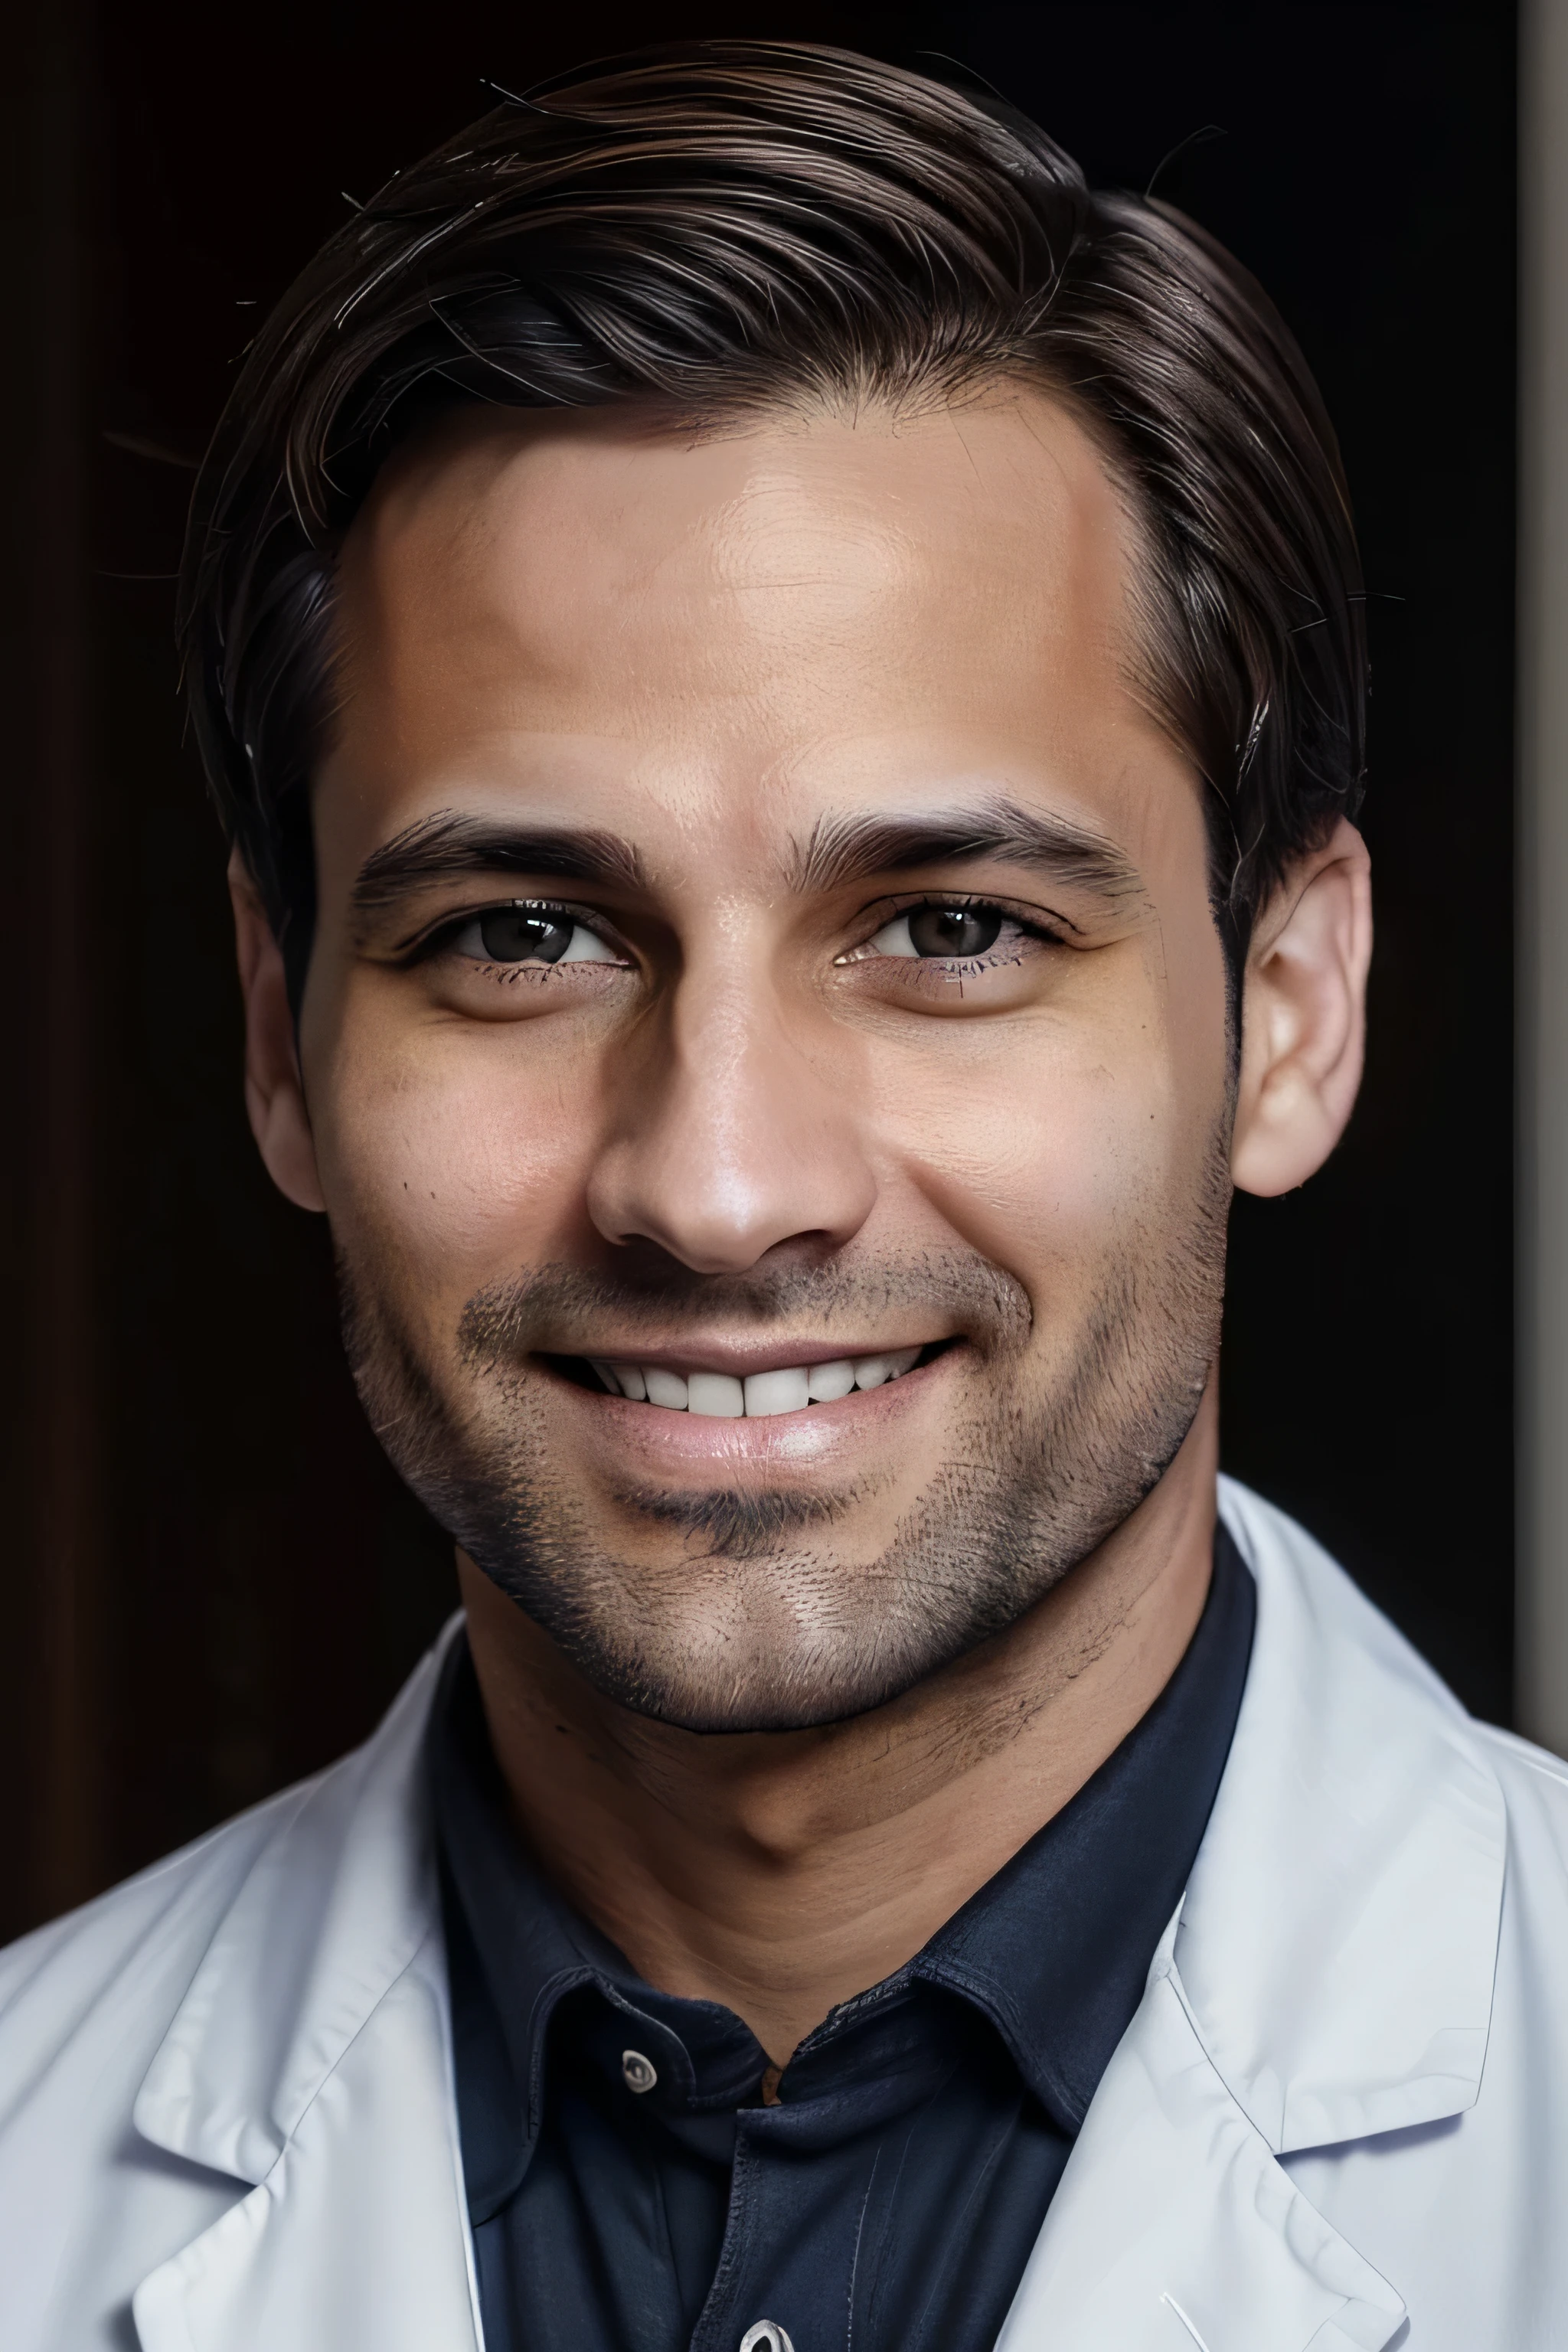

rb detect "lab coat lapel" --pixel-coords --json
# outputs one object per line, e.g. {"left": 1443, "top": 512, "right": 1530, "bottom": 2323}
{"left": 996, "top": 1949, "right": 1406, "bottom": 2352}
{"left": 999, "top": 1479, "right": 1506, "bottom": 2350}
{"left": 129, "top": 1626, "right": 482, "bottom": 2352}
{"left": 1180, "top": 1481, "right": 1506, "bottom": 2157}
{"left": 130, "top": 1940, "right": 479, "bottom": 2352}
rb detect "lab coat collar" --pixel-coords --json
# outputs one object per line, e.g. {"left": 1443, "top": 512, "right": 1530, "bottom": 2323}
{"left": 129, "top": 1484, "right": 1506, "bottom": 2350}
{"left": 130, "top": 1626, "right": 482, "bottom": 2352}
{"left": 994, "top": 1480, "right": 1507, "bottom": 2351}
{"left": 1190, "top": 1478, "right": 1506, "bottom": 2155}
{"left": 132, "top": 1629, "right": 456, "bottom": 2187}
{"left": 131, "top": 1627, "right": 456, "bottom": 2192}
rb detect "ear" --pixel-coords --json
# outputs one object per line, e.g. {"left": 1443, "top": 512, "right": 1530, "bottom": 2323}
{"left": 1230, "top": 817, "right": 1373, "bottom": 1197}
{"left": 229, "top": 848, "right": 326, "bottom": 1213}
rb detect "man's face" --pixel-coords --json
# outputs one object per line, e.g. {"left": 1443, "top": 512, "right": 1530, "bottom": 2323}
{"left": 302, "top": 391, "right": 1232, "bottom": 1730}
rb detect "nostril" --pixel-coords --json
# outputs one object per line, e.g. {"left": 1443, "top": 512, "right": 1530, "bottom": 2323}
{"left": 585, "top": 1104, "right": 877, "bottom": 1272}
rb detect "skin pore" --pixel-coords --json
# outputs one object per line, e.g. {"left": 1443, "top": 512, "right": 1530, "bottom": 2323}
{"left": 234, "top": 390, "right": 1370, "bottom": 2065}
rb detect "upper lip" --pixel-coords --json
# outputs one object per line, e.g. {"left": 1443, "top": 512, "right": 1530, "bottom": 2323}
{"left": 543, "top": 1336, "right": 949, "bottom": 1380}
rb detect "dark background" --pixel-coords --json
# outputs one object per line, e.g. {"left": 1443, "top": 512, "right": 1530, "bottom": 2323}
{"left": 1, "top": 2, "right": 1515, "bottom": 1940}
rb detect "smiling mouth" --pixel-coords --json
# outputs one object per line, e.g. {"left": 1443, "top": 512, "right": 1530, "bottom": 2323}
{"left": 544, "top": 1341, "right": 952, "bottom": 1419}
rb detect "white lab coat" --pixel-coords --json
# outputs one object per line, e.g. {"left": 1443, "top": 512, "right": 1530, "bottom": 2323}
{"left": 1, "top": 1478, "right": 1564, "bottom": 2351}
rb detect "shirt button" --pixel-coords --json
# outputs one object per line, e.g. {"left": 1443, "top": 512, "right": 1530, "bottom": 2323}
{"left": 739, "top": 2328, "right": 795, "bottom": 2352}
{"left": 620, "top": 2048, "right": 658, "bottom": 2095}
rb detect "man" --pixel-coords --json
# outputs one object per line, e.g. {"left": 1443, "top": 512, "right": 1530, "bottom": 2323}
{"left": 0, "top": 38, "right": 1560, "bottom": 2352}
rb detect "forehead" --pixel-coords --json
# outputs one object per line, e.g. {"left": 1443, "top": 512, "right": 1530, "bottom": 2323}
{"left": 328, "top": 390, "right": 1190, "bottom": 866}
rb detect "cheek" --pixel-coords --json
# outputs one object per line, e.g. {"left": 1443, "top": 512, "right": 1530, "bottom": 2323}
{"left": 872, "top": 985, "right": 1227, "bottom": 1285}
{"left": 309, "top": 1001, "right": 608, "bottom": 1306}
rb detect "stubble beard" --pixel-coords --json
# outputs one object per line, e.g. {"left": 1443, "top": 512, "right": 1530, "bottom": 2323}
{"left": 340, "top": 1132, "right": 1231, "bottom": 1733}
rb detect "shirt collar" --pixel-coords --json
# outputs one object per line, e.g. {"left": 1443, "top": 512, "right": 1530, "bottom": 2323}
{"left": 914, "top": 1524, "right": 1253, "bottom": 2125}
{"left": 432, "top": 1651, "right": 770, "bottom": 2217}
{"left": 430, "top": 1527, "right": 1254, "bottom": 2213}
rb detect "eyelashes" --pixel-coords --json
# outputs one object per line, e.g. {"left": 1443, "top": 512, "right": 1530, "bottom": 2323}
{"left": 402, "top": 898, "right": 630, "bottom": 971}
{"left": 400, "top": 891, "right": 1063, "bottom": 988}
{"left": 841, "top": 893, "right": 1072, "bottom": 978}
{"left": 838, "top": 896, "right": 1062, "bottom": 971}
{"left": 449, "top": 905, "right": 622, "bottom": 968}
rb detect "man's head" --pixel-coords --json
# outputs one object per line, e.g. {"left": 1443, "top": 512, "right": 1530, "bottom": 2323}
{"left": 188, "top": 44, "right": 1370, "bottom": 1731}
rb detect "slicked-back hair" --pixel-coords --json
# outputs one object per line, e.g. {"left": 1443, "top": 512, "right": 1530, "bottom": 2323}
{"left": 178, "top": 41, "right": 1365, "bottom": 1001}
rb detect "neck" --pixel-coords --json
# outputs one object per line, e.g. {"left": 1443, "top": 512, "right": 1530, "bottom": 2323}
{"left": 459, "top": 1390, "right": 1219, "bottom": 2066}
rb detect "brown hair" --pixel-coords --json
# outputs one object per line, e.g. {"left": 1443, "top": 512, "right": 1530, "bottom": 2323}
{"left": 178, "top": 40, "right": 1365, "bottom": 1000}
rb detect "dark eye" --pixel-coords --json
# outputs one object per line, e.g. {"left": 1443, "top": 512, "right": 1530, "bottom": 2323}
{"left": 445, "top": 903, "right": 620, "bottom": 968}
{"left": 479, "top": 907, "right": 575, "bottom": 962}
{"left": 903, "top": 904, "right": 1005, "bottom": 958}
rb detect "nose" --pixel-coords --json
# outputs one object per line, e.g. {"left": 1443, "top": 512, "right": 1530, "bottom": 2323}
{"left": 586, "top": 959, "right": 877, "bottom": 1276}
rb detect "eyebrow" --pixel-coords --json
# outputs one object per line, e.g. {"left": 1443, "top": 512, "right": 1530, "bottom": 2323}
{"left": 351, "top": 811, "right": 648, "bottom": 927}
{"left": 351, "top": 793, "right": 1145, "bottom": 938}
{"left": 786, "top": 799, "right": 1145, "bottom": 915}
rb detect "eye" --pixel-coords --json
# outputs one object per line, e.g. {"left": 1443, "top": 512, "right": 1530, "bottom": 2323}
{"left": 450, "top": 903, "right": 620, "bottom": 965}
{"left": 866, "top": 903, "right": 1007, "bottom": 959}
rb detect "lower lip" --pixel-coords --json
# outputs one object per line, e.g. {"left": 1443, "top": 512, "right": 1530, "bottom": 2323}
{"left": 547, "top": 1353, "right": 951, "bottom": 1471}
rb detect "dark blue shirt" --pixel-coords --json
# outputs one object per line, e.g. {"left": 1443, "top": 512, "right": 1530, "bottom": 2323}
{"left": 430, "top": 1527, "right": 1254, "bottom": 2352}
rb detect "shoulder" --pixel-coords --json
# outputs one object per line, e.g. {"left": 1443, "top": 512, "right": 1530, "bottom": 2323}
{"left": 1222, "top": 1474, "right": 1568, "bottom": 1844}
{"left": 0, "top": 1774, "right": 321, "bottom": 2125}
{"left": 0, "top": 1623, "right": 458, "bottom": 2350}
{"left": 1219, "top": 1475, "right": 1568, "bottom": 2026}
{"left": 1470, "top": 1717, "right": 1568, "bottom": 1812}
{"left": 1467, "top": 1720, "right": 1568, "bottom": 1928}
{"left": 0, "top": 1616, "right": 462, "bottom": 2105}
{"left": 0, "top": 1776, "right": 327, "bottom": 2351}
{"left": 1453, "top": 1726, "right": 1568, "bottom": 2065}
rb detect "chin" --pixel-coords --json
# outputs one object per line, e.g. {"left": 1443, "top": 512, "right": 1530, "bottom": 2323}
{"left": 498, "top": 1547, "right": 992, "bottom": 1735}
{"left": 560, "top": 1647, "right": 941, "bottom": 1736}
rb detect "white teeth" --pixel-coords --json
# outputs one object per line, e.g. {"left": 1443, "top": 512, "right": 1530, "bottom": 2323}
{"left": 744, "top": 1366, "right": 812, "bottom": 1417}
{"left": 594, "top": 1348, "right": 927, "bottom": 1415}
{"left": 688, "top": 1372, "right": 746, "bottom": 1418}
{"left": 850, "top": 1347, "right": 923, "bottom": 1390}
